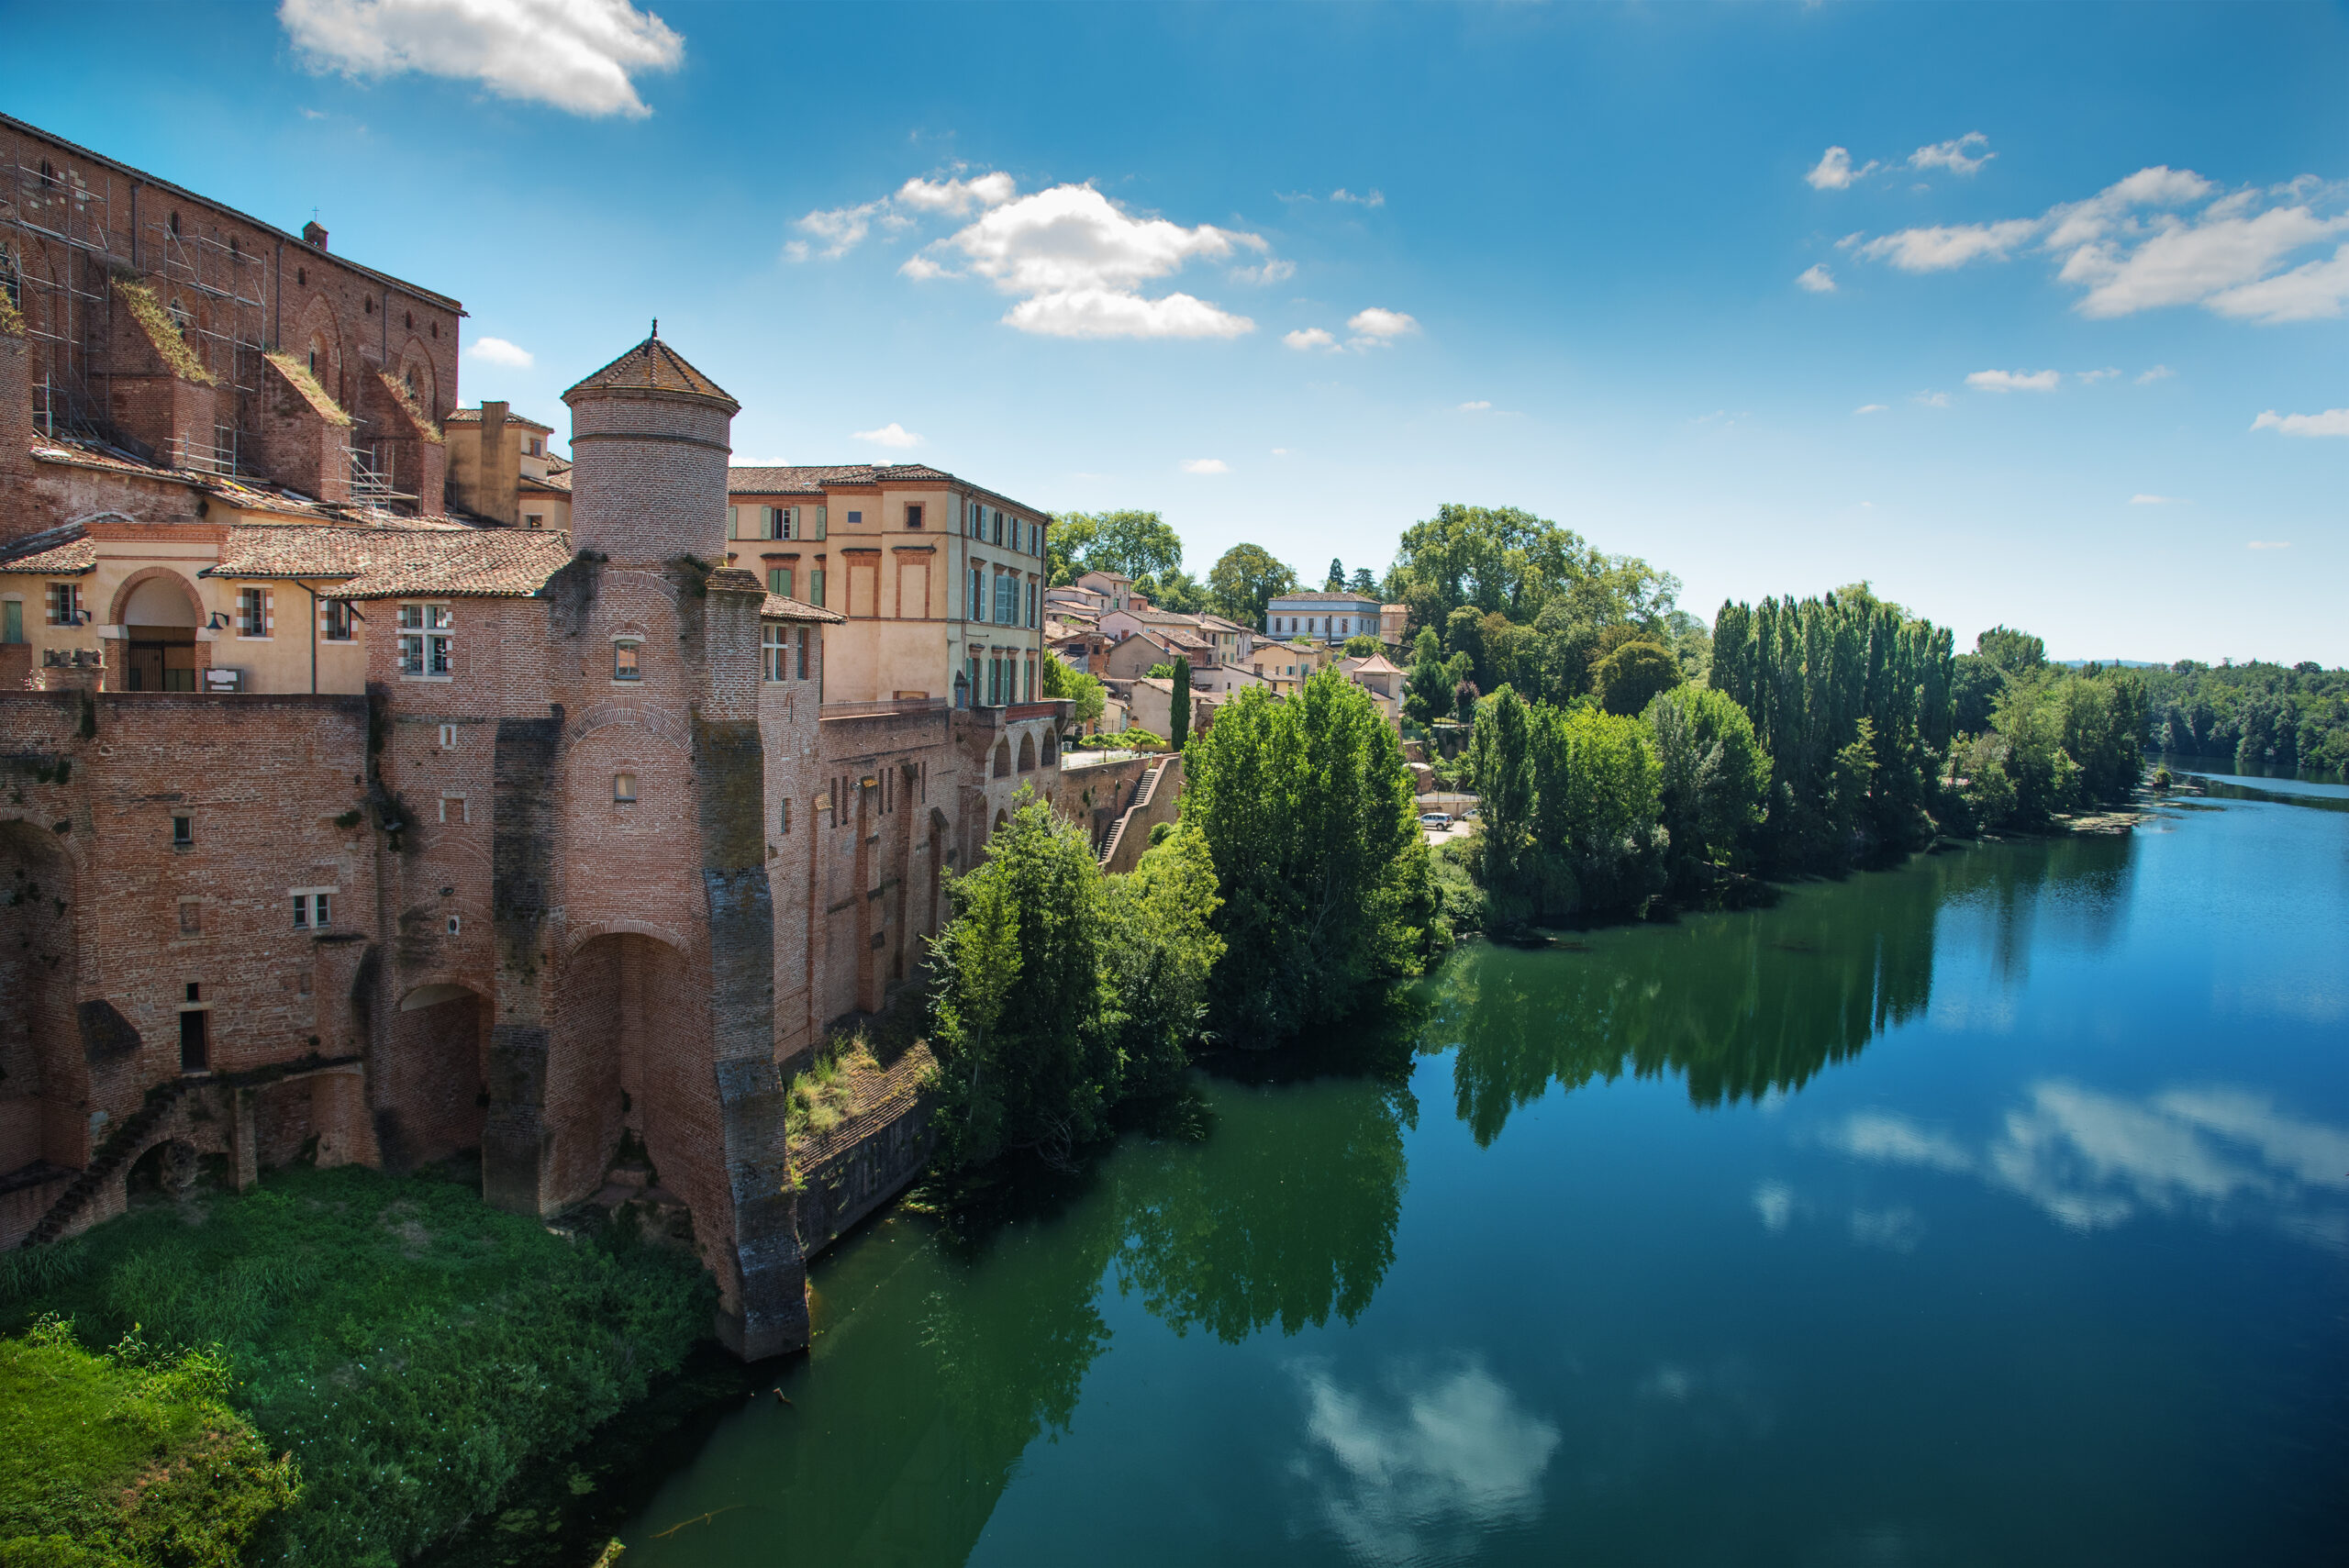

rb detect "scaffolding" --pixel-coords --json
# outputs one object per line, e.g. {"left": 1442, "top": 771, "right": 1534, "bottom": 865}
{"left": 0, "top": 127, "right": 270, "bottom": 478}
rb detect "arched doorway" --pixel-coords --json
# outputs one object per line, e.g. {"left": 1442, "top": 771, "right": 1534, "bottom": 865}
{"left": 0, "top": 820, "right": 86, "bottom": 1175}
{"left": 546, "top": 933, "right": 717, "bottom": 1232}
{"left": 119, "top": 573, "right": 200, "bottom": 692}
{"left": 379, "top": 982, "right": 488, "bottom": 1169}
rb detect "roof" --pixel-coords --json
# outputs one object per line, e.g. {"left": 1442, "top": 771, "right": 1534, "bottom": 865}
{"left": 728, "top": 463, "right": 1043, "bottom": 517}
{"left": 207, "top": 523, "right": 571, "bottom": 598}
{"left": 26, "top": 439, "right": 383, "bottom": 521}
{"left": 563, "top": 331, "right": 739, "bottom": 410}
{"left": 1077, "top": 569, "right": 1133, "bottom": 585}
{"left": 1110, "top": 606, "right": 1204, "bottom": 627}
{"left": 0, "top": 524, "right": 96, "bottom": 575}
{"left": 446, "top": 407, "right": 554, "bottom": 431}
{"left": 0, "top": 112, "right": 464, "bottom": 313}
{"left": 1269, "top": 589, "right": 1380, "bottom": 604}
{"left": 1196, "top": 613, "right": 1249, "bottom": 634}
{"left": 1346, "top": 652, "right": 1404, "bottom": 676}
{"left": 760, "top": 593, "right": 844, "bottom": 624}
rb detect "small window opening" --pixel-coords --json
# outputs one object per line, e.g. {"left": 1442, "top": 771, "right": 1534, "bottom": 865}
{"left": 613, "top": 641, "right": 640, "bottom": 682}
{"left": 439, "top": 795, "right": 468, "bottom": 824}
{"left": 179, "top": 1007, "right": 207, "bottom": 1073}
{"left": 169, "top": 209, "right": 180, "bottom": 236}
{"left": 613, "top": 773, "right": 638, "bottom": 804}
{"left": 364, "top": 295, "right": 374, "bottom": 314}
{"left": 172, "top": 815, "right": 193, "bottom": 847}
{"left": 296, "top": 265, "right": 306, "bottom": 287}
{"left": 439, "top": 723, "right": 457, "bottom": 749}
{"left": 779, "top": 798, "right": 790, "bottom": 835}
{"left": 177, "top": 900, "right": 201, "bottom": 935}
{"left": 905, "top": 504, "right": 923, "bottom": 529}
{"left": 447, "top": 915, "right": 461, "bottom": 936}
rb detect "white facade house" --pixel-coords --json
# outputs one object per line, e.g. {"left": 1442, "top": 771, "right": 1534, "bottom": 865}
{"left": 1265, "top": 590, "right": 1381, "bottom": 643}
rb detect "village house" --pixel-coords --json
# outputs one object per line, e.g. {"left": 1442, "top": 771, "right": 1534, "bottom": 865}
{"left": 441, "top": 402, "right": 572, "bottom": 532}
{"left": 1264, "top": 587, "right": 1381, "bottom": 643}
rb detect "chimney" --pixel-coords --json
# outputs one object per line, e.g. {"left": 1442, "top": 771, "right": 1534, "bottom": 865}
{"left": 480, "top": 400, "right": 518, "bottom": 526}
{"left": 302, "top": 220, "right": 328, "bottom": 251}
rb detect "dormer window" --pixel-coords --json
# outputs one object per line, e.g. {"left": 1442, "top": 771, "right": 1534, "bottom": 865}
{"left": 613, "top": 639, "right": 641, "bottom": 682}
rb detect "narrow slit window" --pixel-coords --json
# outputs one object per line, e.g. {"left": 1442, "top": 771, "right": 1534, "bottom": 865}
{"left": 172, "top": 815, "right": 193, "bottom": 847}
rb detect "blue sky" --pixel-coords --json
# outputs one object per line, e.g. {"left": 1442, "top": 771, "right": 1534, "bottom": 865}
{"left": 6, "top": 2, "right": 2343, "bottom": 662}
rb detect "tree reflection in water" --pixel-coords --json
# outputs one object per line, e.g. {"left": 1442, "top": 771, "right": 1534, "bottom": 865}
{"left": 1431, "top": 834, "right": 2136, "bottom": 1145}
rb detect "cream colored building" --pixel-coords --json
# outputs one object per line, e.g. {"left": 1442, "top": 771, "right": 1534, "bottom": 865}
{"left": 443, "top": 403, "right": 573, "bottom": 532}
{"left": 726, "top": 465, "right": 1047, "bottom": 710}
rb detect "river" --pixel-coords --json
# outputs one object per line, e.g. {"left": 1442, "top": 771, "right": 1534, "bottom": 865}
{"left": 612, "top": 784, "right": 2348, "bottom": 1566}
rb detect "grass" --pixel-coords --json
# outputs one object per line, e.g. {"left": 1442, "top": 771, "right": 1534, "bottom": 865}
{"left": 110, "top": 277, "right": 216, "bottom": 388}
{"left": 0, "top": 1317, "right": 297, "bottom": 1567}
{"left": 262, "top": 350, "right": 353, "bottom": 428}
{"left": 0, "top": 1162, "right": 711, "bottom": 1567}
{"left": 785, "top": 1032, "right": 881, "bottom": 1142}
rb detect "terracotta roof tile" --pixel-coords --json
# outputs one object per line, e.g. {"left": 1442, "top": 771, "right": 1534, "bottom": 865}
{"left": 563, "top": 334, "right": 738, "bottom": 408}
{"left": 761, "top": 593, "right": 844, "bottom": 624}
{"left": 445, "top": 406, "right": 553, "bottom": 430}
{"left": 729, "top": 463, "right": 1040, "bottom": 517}
{"left": 0, "top": 524, "right": 95, "bottom": 575}
{"left": 1270, "top": 590, "right": 1379, "bottom": 604}
{"left": 207, "top": 523, "right": 571, "bottom": 597}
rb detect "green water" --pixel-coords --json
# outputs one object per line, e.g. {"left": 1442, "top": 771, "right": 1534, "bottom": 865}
{"left": 615, "top": 793, "right": 2348, "bottom": 1566}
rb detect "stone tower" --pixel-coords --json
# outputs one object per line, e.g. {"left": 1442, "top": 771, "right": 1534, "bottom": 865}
{"left": 561, "top": 325, "right": 740, "bottom": 565}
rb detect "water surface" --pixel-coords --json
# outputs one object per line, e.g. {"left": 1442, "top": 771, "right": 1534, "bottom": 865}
{"left": 619, "top": 799, "right": 2349, "bottom": 1566}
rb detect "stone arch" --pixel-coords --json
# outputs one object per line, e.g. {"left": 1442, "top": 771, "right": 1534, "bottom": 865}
{"left": 0, "top": 818, "right": 87, "bottom": 1176}
{"left": 992, "top": 807, "right": 1008, "bottom": 835}
{"left": 541, "top": 932, "right": 718, "bottom": 1240}
{"left": 992, "top": 740, "right": 1010, "bottom": 779}
{"left": 293, "top": 294, "right": 345, "bottom": 406}
{"left": 373, "top": 979, "right": 493, "bottom": 1170}
{"left": 1017, "top": 733, "right": 1036, "bottom": 773}
{"left": 395, "top": 335, "right": 438, "bottom": 417}
{"left": 1041, "top": 728, "right": 1059, "bottom": 766}
{"left": 126, "top": 1137, "right": 199, "bottom": 1201}
{"left": 106, "top": 565, "right": 202, "bottom": 628}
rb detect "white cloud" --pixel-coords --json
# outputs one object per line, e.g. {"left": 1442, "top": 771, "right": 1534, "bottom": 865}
{"left": 2251, "top": 407, "right": 2349, "bottom": 437}
{"left": 1859, "top": 218, "right": 2039, "bottom": 272}
{"left": 1230, "top": 258, "right": 1296, "bottom": 286}
{"left": 1914, "top": 390, "right": 1953, "bottom": 408}
{"left": 1347, "top": 306, "right": 1420, "bottom": 340}
{"left": 2137, "top": 364, "right": 2176, "bottom": 383}
{"left": 790, "top": 173, "right": 1267, "bottom": 339}
{"left": 1909, "top": 132, "right": 1993, "bottom": 176}
{"left": 1293, "top": 1360, "right": 1560, "bottom": 1568}
{"left": 1330, "top": 187, "right": 1386, "bottom": 207}
{"left": 1850, "top": 1206, "right": 1923, "bottom": 1252}
{"left": 892, "top": 171, "right": 1016, "bottom": 217}
{"left": 1854, "top": 403, "right": 1887, "bottom": 414}
{"left": 1805, "top": 146, "right": 1877, "bottom": 191}
{"left": 785, "top": 198, "right": 885, "bottom": 262}
{"left": 1270, "top": 447, "right": 1290, "bottom": 456}
{"left": 1966, "top": 368, "right": 2061, "bottom": 392}
{"left": 1457, "top": 400, "right": 1493, "bottom": 412}
{"left": 2247, "top": 540, "right": 2292, "bottom": 550}
{"left": 1796, "top": 263, "right": 1837, "bottom": 294}
{"left": 2130, "top": 494, "right": 2187, "bottom": 505}
{"left": 852, "top": 422, "right": 922, "bottom": 449}
{"left": 280, "top": 0, "right": 684, "bottom": 118}
{"left": 1180, "top": 458, "right": 1229, "bottom": 474}
{"left": 2076, "top": 367, "right": 2121, "bottom": 383}
{"left": 1752, "top": 1180, "right": 1794, "bottom": 1232}
{"left": 1284, "top": 327, "right": 1339, "bottom": 351}
{"left": 466, "top": 336, "right": 533, "bottom": 367}
{"left": 1854, "top": 165, "right": 2349, "bottom": 322}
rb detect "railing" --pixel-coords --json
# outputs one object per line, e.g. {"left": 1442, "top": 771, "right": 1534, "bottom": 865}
{"left": 818, "top": 696, "right": 948, "bottom": 719}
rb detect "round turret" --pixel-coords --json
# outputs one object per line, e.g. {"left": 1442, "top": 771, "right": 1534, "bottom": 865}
{"left": 561, "top": 326, "right": 740, "bottom": 567}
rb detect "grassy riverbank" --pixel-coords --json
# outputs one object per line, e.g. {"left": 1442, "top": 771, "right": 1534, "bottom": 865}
{"left": 0, "top": 1162, "right": 711, "bottom": 1566}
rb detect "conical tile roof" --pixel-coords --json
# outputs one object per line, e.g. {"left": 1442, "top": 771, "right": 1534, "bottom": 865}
{"left": 562, "top": 326, "right": 739, "bottom": 410}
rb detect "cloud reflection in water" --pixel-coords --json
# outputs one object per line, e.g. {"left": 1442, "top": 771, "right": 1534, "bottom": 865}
{"left": 1821, "top": 1084, "right": 2349, "bottom": 1244}
{"left": 1290, "top": 1357, "right": 1559, "bottom": 1565}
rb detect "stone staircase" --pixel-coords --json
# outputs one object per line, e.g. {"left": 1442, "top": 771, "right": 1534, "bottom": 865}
{"left": 1097, "top": 757, "right": 1173, "bottom": 871}
{"left": 17, "top": 1078, "right": 192, "bottom": 1249}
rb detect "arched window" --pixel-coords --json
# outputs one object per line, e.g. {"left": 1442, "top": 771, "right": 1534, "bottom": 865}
{"left": 1041, "top": 729, "right": 1059, "bottom": 766}
{"left": 1017, "top": 734, "right": 1036, "bottom": 773}
{"left": 993, "top": 740, "right": 1010, "bottom": 778}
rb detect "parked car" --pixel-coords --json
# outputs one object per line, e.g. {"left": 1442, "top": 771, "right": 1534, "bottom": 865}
{"left": 1419, "top": 812, "right": 1453, "bottom": 828}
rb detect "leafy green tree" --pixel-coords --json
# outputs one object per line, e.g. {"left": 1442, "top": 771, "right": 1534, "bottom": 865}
{"left": 1146, "top": 662, "right": 1176, "bottom": 681}
{"left": 1643, "top": 685, "right": 1768, "bottom": 887}
{"left": 1343, "top": 634, "right": 1383, "bottom": 658}
{"left": 1405, "top": 628, "right": 1449, "bottom": 725}
{"left": 1207, "top": 543, "right": 1299, "bottom": 630}
{"left": 1467, "top": 686, "right": 1538, "bottom": 920}
{"left": 1041, "top": 654, "right": 1107, "bottom": 728}
{"left": 1349, "top": 567, "right": 1378, "bottom": 596}
{"left": 929, "top": 796, "right": 1118, "bottom": 1168}
{"left": 1185, "top": 670, "right": 1431, "bottom": 1045}
{"left": 1100, "top": 825, "right": 1224, "bottom": 1100}
{"left": 1135, "top": 567, "right": 1208, "bottom": 615}
{"left": 1531, "top": 704, "right": 1664, "bottom": 915}
{"left": 1053, "top": 510, "right": 1185, "bottom": 585}
{"left": 1976, "top": 625, "right": 2047, "bottom": 679}
{"left": 1592, "top": 639, "right": 1680, "bottom": 716}
{"left": 1950, "top": 652, "right": 2003, "bottom": 736}
{"left": 1325, "top": 558, "right": 1346, "bottom": 590}
{"left": 1170, "top": 659, "right": 1193, "bottom": 749}
{"left": 1390, "top": 503, "right": 1679, "bottom": 636}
